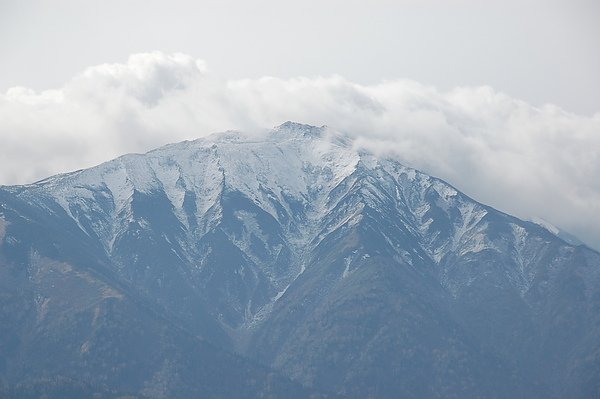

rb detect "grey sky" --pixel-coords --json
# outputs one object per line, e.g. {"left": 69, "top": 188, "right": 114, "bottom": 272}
{"left": 1, "top": 0, "right": 599, "bottom": 115}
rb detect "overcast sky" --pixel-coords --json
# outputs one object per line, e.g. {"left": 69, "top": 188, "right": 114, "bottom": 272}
{"left": 2, "top": 0, "right": 599, "bottom": 114}
{"left": 0, "top": 0, "right": 599, "bottom": 249}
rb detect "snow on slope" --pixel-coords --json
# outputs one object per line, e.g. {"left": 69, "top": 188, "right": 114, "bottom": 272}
{"left": 9, "top": 121, "right": 589, "bottom": 316}
{"left": 27, "top": 123, "right": 358, "bottom": 231}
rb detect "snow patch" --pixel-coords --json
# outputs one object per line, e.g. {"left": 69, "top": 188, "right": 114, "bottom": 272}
{"left": 531, "top": 216, "right": 560, "bottom": 235}
{"left": 102, "top": 163, "right": 135, "bottom": 215}
{"left": 152, "top": 161, "right": 186, "bottom": 210}
{"left": 0, "top": 216, "right": 8, "bottom": 241}
{"left": 342, "top": 255, "right": 353, "bottom": 278}
{"left": 458, "top": 232, "right": 491, "bottom": 256}
{"left": 433, "top": 180, "right": 458, "bottom": 200}
{"left": 452, "top": 203, "right": 488, "bottom": 251}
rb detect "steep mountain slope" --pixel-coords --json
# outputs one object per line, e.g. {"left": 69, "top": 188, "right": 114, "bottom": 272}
{"left": 0, "top": 187, "right": 326, "bottom": 398}
{"left": 1, "top": 122, "right": 599, "bottom": 398}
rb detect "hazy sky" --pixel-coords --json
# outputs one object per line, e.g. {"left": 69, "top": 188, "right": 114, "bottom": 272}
{"left": 0, "top": 0, "right": 599, "bottom": 249}
{"left": 1, "top": 0, "right": 599, "bottom": 114}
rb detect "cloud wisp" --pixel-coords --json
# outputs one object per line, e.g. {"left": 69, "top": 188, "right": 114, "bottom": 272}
{"left": 1, "top": 52, "right": 599, "bottom": 250}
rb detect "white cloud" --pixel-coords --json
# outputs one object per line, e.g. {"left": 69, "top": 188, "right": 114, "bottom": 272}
{"left": 1, "top": 52, "right": 599, "bottom": 250}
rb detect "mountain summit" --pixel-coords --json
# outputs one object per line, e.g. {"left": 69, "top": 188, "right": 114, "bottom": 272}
{"left": 1, "top": 123, "right": 599, "bottom": 398}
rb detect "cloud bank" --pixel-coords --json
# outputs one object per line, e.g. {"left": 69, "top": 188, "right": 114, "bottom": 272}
{"left": 1, "top": 52, "right": 599, "bottom": 250}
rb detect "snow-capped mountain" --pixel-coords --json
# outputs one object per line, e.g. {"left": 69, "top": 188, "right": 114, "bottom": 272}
{"left": 1, "top": 122, "right": 599, "bottom": 398}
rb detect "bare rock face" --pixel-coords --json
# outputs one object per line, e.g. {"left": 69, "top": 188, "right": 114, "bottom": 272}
{"left": 1, "top": 122, "right": 599, "bottom": 398}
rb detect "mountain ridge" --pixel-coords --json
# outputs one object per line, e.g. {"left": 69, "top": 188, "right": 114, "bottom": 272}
{"left": 1, "top": 122, "right": 599, "bottom": 398}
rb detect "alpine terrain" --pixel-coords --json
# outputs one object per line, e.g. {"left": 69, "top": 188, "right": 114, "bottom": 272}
{"left": 1, "top": 122, "right": 599, "bottom": 398}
